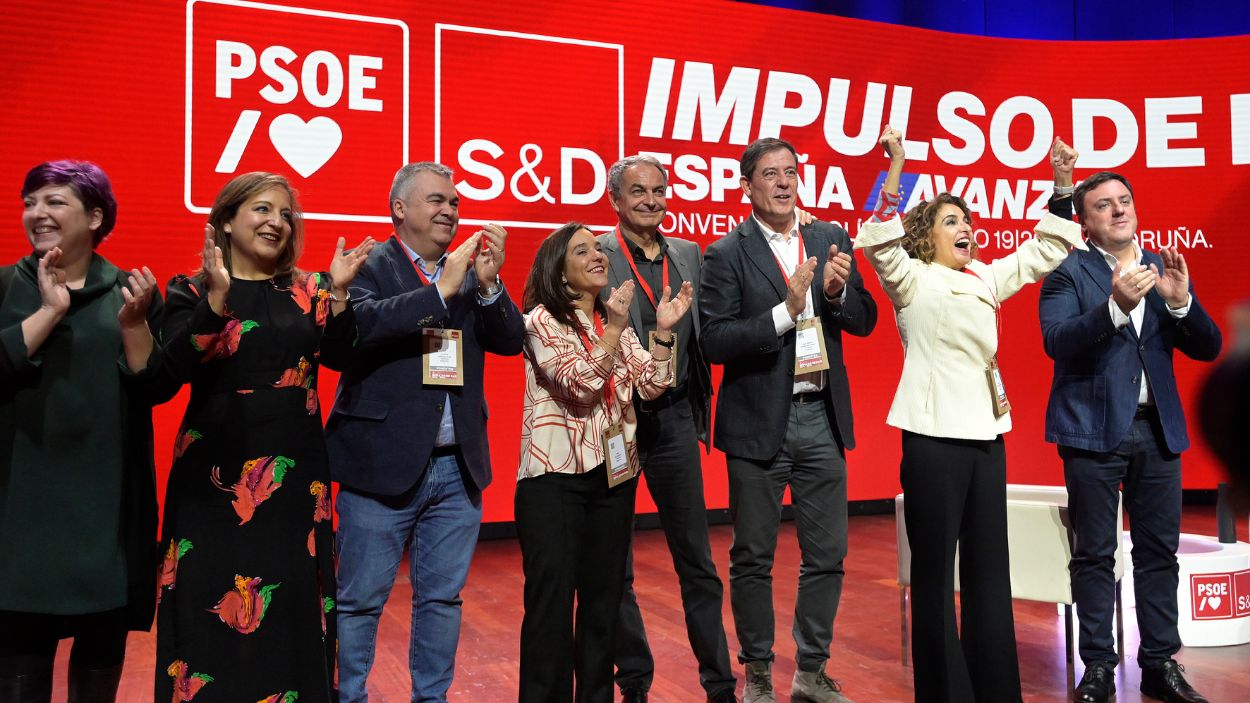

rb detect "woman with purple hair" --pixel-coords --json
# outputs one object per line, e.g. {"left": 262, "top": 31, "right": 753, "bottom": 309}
{"left": 0, "top": 160, "right": 176, "bottom": 701}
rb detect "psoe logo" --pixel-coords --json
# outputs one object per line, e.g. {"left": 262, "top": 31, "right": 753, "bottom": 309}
{"left": 1191, "top": 573, "right": 1235, "bottom": 620}
{"left": 186, "top": 0, "right": 408, "bottom": 222}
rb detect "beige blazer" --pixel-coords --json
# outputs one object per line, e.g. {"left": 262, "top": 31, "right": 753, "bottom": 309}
{"left": 854, "top": 213, "right": 1084, "bottom": 440}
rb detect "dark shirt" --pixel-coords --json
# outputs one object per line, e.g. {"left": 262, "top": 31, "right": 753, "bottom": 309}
{"left": 621, "top": 233, "right": 692, "bottom": 390}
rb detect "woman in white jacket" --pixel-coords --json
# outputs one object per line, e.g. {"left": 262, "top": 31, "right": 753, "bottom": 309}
{"left": 854, "top": 128, "right": 1084, "bottom": 703}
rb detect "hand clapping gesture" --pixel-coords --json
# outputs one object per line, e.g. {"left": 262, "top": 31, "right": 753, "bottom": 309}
{"left": 823, "top": 244, "right": 852, "bottom": 300}
{"left": 202, "top": 224, "right": 230, "bottom": 315}
{"left": 604, "top": 279, "right": 635, "bottom": 334}
{"left": 473, "top": 224, "right": 508, "bottom": 287}
{"left": 655, "top": 281, "right": 694, "bottom": 333}
{"left": 117, "top": 266, "right": 159, "bottom": 329}
{"left": 785, "top": 257, "right": 818, "bottom": 320}
{"left": 36, "top": 247, "right": 70, "bottom": 316}
{"left": 1153, "top": 246, "right": 1190, "bottom": 309}
{"left": 328, "top": 236, "right": 376, "bottom": 305}
{"left": 434, "top": 232, "right": 483, "bottom": 301}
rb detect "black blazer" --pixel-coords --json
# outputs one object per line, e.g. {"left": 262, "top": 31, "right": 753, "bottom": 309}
{"left": 596, "top": 231, "right": 714, "bottom": 448}
{"left": 699, "top": 217, "right": 877, "bottom": 459}
{"left": 326, "top": 236, "right": 525, "bottom": 495}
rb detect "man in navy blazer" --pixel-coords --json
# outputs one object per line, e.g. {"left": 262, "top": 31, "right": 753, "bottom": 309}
{"left": 327, "top": 161, "right": 525, "bottom": 703}
{"left": 1039, "top": 171, "right": 1221, "bottom": 703}
{"left": 700, "top": 138, "right": 876, "bottom": 703}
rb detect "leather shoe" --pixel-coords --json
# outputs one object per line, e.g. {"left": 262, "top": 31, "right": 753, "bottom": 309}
{"left": 1140, "top": 660, "right": 1209, "bottom": 703}
{"left": 1073, "top": 662, "right": 1115, "bottom": 703}
{"left": 707, "top": 689, "right": 740, "bottom": 703}
{"left": 621, "top": 689, "right": 648, "bottom": 703}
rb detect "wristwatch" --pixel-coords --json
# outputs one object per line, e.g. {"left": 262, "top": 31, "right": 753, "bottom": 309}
{"left": 479, "top": 276, "right": 501, "bottom": 297}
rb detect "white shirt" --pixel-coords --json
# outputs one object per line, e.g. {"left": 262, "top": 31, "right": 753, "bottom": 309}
{"left": 1091, "top": 242, "right": 1190, "bottom": 405}
{"left": 753, "top": 213, "right": 825, "bottom": 394}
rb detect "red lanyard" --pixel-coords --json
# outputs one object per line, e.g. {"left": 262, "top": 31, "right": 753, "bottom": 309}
{"left": 614, "top": 228, "right": 669, "bottom": 309}
{"left": 960, "top": 267, "right": 1002, "bottom": 337}
{"left": 395, "top": 234, "right": 440, "bottom": 286}
{"left": 575, "top": 312, "right": 616, "bottom": 414}
{"left": 767, "top": 227, "right": 806, "bottom": 285}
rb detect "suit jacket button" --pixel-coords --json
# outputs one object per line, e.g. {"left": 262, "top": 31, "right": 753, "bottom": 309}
{"left": 1139, "top": 345, "right": 1145, "bottom": 352}
{"left": 1131, "top": 377, "right": 1139, "bottom": 384}
{"left": 436, "top": 403, "right": 444, "bottom": 412}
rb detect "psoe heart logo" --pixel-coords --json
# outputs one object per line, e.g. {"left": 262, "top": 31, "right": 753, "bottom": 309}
{"left": 186, "top": 0, "right": 409, "bottom": 222}
{"left": 1191, "top": 573, "right": 1235, "bottom": 620}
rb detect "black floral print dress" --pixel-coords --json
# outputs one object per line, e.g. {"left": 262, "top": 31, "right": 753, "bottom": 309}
{"left": 155, "top": 272, "right": 351, "bottom": 703}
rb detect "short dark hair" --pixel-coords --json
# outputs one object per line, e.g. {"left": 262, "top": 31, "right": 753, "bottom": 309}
{"left": 22, "top": 160, "right": 118, "bottom": 247}
{"left": 523, "top": 222, "right": 604, "bottom": 331}
{"left": 1073, "top": 171, "right": 1134, "bottom": 222}
{"left": 739, "top": 138, "right": 797, "bottom": 180}
{"left": 900, "top": 193, "right": 979, "bottom": 264}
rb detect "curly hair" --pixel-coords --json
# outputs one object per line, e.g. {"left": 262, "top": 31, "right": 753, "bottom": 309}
{"left": 900, "top": 193, "right": 978, "bottom": 264}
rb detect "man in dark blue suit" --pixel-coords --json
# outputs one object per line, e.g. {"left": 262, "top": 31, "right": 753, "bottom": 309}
{"left": 327, "top": 162, "right": 525, "bottom": 702}
{"left": 1039, "top": 171, "right": 1222, "bottom": 703}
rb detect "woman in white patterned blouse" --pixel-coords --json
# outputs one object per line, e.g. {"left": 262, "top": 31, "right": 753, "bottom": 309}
{"left": 514, "top": 222, "right": 692, "bottom": 702}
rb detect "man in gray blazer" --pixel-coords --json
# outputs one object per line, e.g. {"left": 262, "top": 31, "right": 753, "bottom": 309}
{"left": 699, "top": 138, "right": 877, "bottom": 703}
{"left": 595, "top": 155, "right": 736, "bottom": 703}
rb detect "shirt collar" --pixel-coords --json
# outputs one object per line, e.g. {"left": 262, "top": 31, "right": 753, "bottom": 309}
{"left": 752, "top": 212, "right": 799, "bottom": 243}
{"left": 397, "top": 235, "right": 447, "bottom": 274}
{"left": 1089, "top": 240, "right": 1141, "bottom": 271}
{"left": 621, "top": 230, "right": 668, "bottom": 262}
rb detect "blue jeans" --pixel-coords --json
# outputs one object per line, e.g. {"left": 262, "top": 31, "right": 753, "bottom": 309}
{"left": 336, "top": 451, "right": 482, "bottom": 703}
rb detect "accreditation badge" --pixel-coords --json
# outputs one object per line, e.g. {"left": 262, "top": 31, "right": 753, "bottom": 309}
{"left": 647, "top": 330, "right": 678, "bottom": 388}
{"left": 603, "top": 420, "right": 635, "bottom": 487}
{"left": 986, "top": 356, "right": 1011, "bottom": 418}
{"left": 422, "top": 328, "right": 464, "bottom": 386}
{"left": 794, "top": 317, "right": 831, "bottom": 374}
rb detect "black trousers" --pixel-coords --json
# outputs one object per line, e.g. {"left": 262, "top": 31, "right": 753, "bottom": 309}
{"left": 900, "top": 431, "right": 1021, "bottom": 703}
{"left": 0, "top": 608, "right": 128, "bottom": 676}
{"left": 516, "top": 467, "right": 637, "bottom": 703}
{"left": 614, "top": 398, "right": 734, "bottom": 697}
{"left": 1062, "top": 410, "right": 1183, "bottom": 668}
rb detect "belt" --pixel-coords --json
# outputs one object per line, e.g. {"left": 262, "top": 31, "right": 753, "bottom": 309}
{"left": 638, "top": 384, "right": 689, "bottom": 413}
{"left": 792, "top": 391, "right": 825, "bottom": 405}
{"left": 1134, "top": 405, "right": 1156, "bottom": 420}
{"left": 431, "top": 445, "right": 459, "bottom": 457}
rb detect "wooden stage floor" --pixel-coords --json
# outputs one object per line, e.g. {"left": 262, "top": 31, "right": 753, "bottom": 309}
{"left": 65, "top": 506, "right": 1250, "bottom": 701}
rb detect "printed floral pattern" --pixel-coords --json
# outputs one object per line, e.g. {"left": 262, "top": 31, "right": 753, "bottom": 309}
{"left": 167, "top": 660, "right": 213, "bottom": 702}
{"left": 307, "top": 481, "right": 331, "bottom": 556}
{"left": 209, "top": 574, "right": 280, "bottom": 634}
{"left": 193, "top": 318, "right": 258, "bottom": 361}
{"left": 173, "top": 429, "right": 202, "bottom": 461}
{"left": 158, "top": 538, "right": 194, "bottom": 603}
{"left": 210, "top": 455, "right": 293, "bottom": 525}
{"left": 291, "top": 272, "right": 332, "bottom": 327}
{"left": 256, "top": 693, "right": 299, "bottom": 703}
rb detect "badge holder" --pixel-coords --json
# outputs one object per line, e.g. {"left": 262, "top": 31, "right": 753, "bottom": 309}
{"left": 794, "top": 317, "right": 831, "bottom": 374}
{"left": 422, "top": 328, "right": 464, "bottom": 386}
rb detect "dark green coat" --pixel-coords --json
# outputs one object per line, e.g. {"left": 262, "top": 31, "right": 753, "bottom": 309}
{"left": 0, "top": 253, "right": 178, "bottom": 630}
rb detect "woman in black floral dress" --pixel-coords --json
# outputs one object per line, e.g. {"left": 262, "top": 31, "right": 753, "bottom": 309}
{"left": 155, "top": 172, "right": 373, "bottom": 703}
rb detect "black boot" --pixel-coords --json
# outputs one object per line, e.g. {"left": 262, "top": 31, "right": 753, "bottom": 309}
{"left": 66, "top": 663, "right": 123, "bottom": 703}
{"left": 0, "top": 671, "right": 53, "bottom": 703}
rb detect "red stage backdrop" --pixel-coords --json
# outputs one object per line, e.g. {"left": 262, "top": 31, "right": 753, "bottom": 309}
{"left": 2, "top": 0, "right": 1247, "bottom": 522}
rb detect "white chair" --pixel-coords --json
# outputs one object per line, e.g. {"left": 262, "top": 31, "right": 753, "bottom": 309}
{"left": 896, "top": 484, "right": 1124, "bottom": 689}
